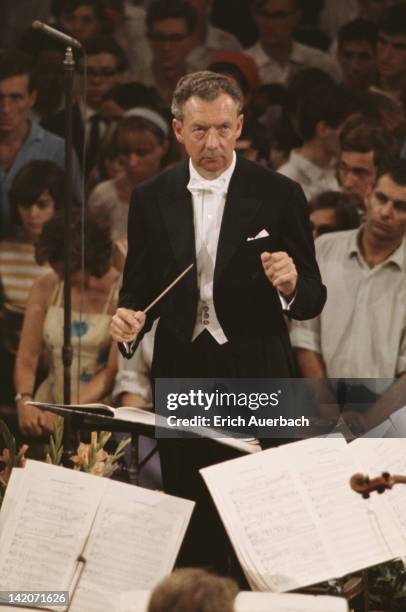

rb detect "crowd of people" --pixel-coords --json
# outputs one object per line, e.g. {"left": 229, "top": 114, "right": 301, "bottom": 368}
{"left": 1, "top": 0, "right": 406, "bottom": 608}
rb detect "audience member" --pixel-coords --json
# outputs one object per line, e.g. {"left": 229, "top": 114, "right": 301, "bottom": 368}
{"left": 339, "top": 118, "right": 399, "bottom": 202}
{"left": 265, "top": 69, "right": 333, "bottom": 168}
{"left": 144, "top": 0, "right": 197, "bottom": 105}
{"left": 246, "top": 0, "right": 340, "bottom": 86}
{"left": 88, "top": 112, "right": 169, "bottom": 243}
{"left": 309, "top": 190, "right": 361, "bottom": 238}
{"left": 207, "top": 51, "right": 260, "bottom": 107}
{"left": 102, "top": 0, "right": 146, "bottom": 82}
{"left": 51, "top": 0, "right": 107, "bottom": 44}
{"left": 147, "top": 568, "right": 238, "bottom": 612}
{"left": 278, "top": 84, "right": 358, "bottom": 200}
{"left": 15, "top": 211, "right": 119, "bottom": 437}
{"left": 18, "top": 29, "right": 65, "bottom": 122}
{"left": 291, "top": 159, "right": 406, "bottom": 430}
{"left": 337, "top": 18, "right": 378, "bottom": 91}
{"left": 0, "top": 161, "right": 65, "bottom": 406}
{"left": 0, "top": 50, "right": 77, "bottom": 235}
{"left": 374, "top": 2, "right": 406, "bottom": 103}
{"left": 185, "top": 0, "right": 242, "bottom": 71}
{"left": 100, "top": 83, "right": 166, "bottom": 122}
{"left": 112, "top": 319, "right": 162, "bottom": 490}
{"left": 43, "top": 36, "right": 126, "bottom": 175}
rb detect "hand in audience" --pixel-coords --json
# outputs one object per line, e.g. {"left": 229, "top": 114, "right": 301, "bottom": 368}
{"left": 17, "top": 400, "right": 54, "bottom": 436}
{"left": 110, "top": 308, "right": 146, "bottom": 343}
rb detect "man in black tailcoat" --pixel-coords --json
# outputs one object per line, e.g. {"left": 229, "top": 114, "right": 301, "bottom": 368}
{"left": 111, "top": 71, "right": 326, "bottom": 573}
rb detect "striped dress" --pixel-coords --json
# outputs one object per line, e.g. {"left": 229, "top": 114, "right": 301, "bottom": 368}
{"left": 0, "top": 240, "right": 49, "bottom": 314}
{"left": 0, "top": 239, "right": 50, "bottom": 357}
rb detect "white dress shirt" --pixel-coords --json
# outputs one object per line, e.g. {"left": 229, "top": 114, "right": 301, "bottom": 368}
{"left": 278, "top": 150, "right": 340, "bottom": 201}
{"left": 245, "top": 41, "right": 340, "bottom": 85}
{"left": 187, "top": 153, "right": 237, "bottom": 344}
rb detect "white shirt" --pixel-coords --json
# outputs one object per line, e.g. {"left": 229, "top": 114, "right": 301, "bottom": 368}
{"left": 278, "top": 150, "right": 340, "bottom": 202}
{"left": 245, "top": 41, "right": 340, "bottom": 85}
{"left": 290, "top": 229, "right": 406, "bottom": 380}
{"left": 114, "top": 320, "right": 158, "bottom": 405}
{"left": 187, "top": 153, "right": 237, "bottom": 344}
{"left": 187, "top": 26, "right": 242, "bottom": 71}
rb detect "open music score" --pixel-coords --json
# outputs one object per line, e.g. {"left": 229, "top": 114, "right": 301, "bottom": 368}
{"left": 200, "top": 437, "right": 406, "bottom": 592}
{"left": 350, "top": 472, "right": 406, "bottom": 498}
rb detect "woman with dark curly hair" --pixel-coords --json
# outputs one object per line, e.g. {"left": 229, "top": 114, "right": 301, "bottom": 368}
{"left": 0, "top": 160, "right": 65, "bottom": 405}
{"left": 14, "top": 211, "right": 120, "bottom": 438}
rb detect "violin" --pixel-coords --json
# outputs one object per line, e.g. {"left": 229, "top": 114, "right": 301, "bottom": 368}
{"left": 350, "top": 473, "right": 406, "bottom": 498}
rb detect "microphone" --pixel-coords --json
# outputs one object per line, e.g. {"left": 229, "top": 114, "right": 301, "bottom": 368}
{"left": 32, "top": 20, "right": 82, "bottom": 50}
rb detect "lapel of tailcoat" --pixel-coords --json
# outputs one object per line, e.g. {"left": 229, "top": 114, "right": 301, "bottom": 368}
{"left": 214, "top": 157, "right": 262, "bottom": 284}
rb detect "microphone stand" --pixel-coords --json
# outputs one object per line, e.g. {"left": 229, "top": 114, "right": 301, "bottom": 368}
{"left": 62, "top": 46, "right": 78, "bottom": 464}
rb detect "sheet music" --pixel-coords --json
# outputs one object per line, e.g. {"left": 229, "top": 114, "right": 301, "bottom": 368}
{"left": 69, "top": 480, "right": 194, "bottom": 612}
{"left": 201, "top": 436, "right": 400, "bottom": 592}
{"left": 118, "top": 590, "right": 348, "bottom": 612}
{"left": 0, "top": 461, "right": 104, "bottom": 601}
{"left": 350, "top": 438, "right": 406, "bottom": 553}
{"left": 0, "top": 468, "right": 24, "bottom": 541}
{"left": 201, "top": 444, "right": 336, "bottom": 591}
{"left": 120, "top": 591, "right": 150, "bottom": 612}
{"left": 279, "top": 437, "right": 396, "bottom": 577}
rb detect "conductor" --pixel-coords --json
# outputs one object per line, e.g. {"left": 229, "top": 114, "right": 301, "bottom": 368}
{"left": 110, "top": 71, "right": 326, "bottom": 572}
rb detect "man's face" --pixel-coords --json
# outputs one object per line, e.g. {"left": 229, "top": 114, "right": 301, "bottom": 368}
{"left": 59, "top": 4, "right": 102, "bottom": 42}
{"left": 149, "top": 18, "right": 194, "bottom": 77}
{"left": 338, "top": 41, "right": 377, "bottom": 89}
{"left": 339, "top": 150, "right": 377, "bottom": 201}
{"left": 365, "top": 173, "right": 406, "bottom": 243}
{"left": 0, "top": 75, "right": 36, "bottom": 135}
{"left": 253, "top": 0, "right": 300, "bottom": 49}
{"left": 173, "top": 94, "right": 243, "bottom": 179}
{"left": 78, "top": 53, "right": 122, "bottom": 108}
{"left": 377, "top": 31, "right": 406, "bottom": 80}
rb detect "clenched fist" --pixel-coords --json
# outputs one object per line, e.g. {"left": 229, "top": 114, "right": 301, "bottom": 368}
{"left": 261, "top": 251, "right": 297, "bottom": 299}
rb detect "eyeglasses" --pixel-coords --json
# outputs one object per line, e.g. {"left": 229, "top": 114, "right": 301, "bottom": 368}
{"left": 77, "top": 67, "right": 119, "bottom": 78}
{"left": 147, "top": 32, "right": 189, "bottom": 43}
{"left": 254, "top": 7, "right": 298, "bottom": 20}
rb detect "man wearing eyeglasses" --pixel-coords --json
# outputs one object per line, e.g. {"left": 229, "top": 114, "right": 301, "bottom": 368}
{"left": 145, "top": 0, "right": 196, "bottom": 105}
{"left": 246, "top": 0, "right": 340, "bottom": 85}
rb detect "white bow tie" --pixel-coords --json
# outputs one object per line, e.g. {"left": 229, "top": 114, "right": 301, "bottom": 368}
{"left": 187, "top": 175, "right": 227, "bottom": 196}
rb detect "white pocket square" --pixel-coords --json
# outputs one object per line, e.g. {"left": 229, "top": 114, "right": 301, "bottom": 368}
{"left": 247, "top": 229, "right": 270, "bottom": 241}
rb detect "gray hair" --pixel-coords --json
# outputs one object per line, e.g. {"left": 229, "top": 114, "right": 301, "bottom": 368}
{"left": 171, "top": 70, "right": 244, "bottom": 121}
